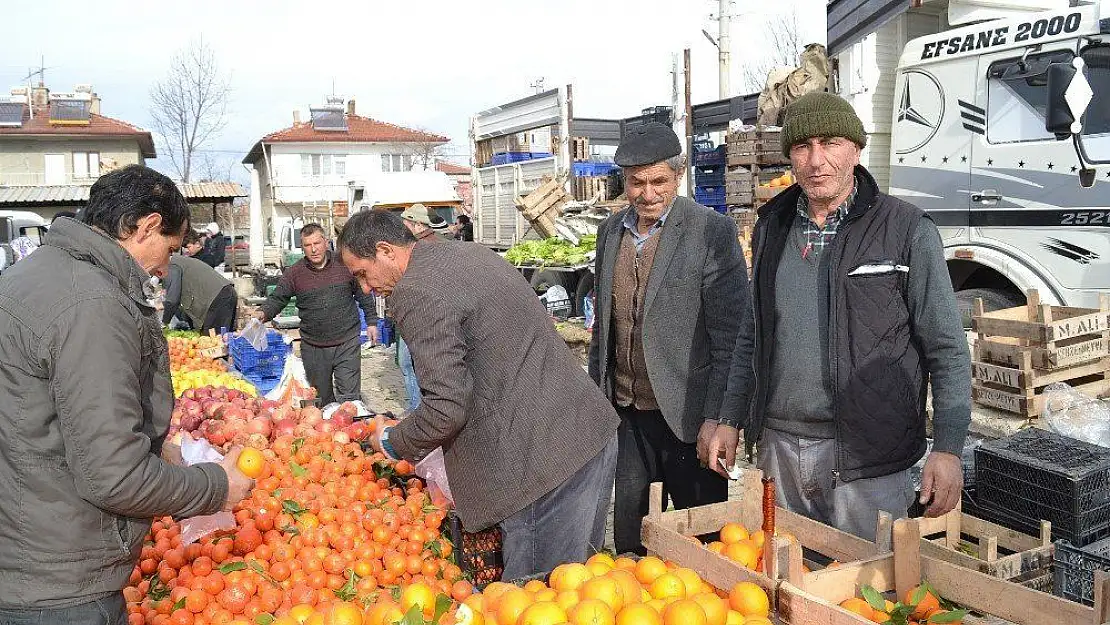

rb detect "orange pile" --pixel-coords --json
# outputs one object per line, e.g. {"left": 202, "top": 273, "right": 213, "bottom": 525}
{"left": 839, "top": 583, "right": 966, "bottom": 624}
{"left": 124, "top": 434, "right": 463, "bottom": 625}
{"left": 168, "top": 335, "right": 227, "bottom": 373}
{"left": 760, "top": 171, "right": 794, "bottom": 188}
{"left": 406, "top": 552, "right": 774, "bottom": 625}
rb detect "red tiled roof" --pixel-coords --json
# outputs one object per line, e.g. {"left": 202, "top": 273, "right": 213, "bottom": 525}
{"left": 435, "top": 160, "right": 470, "bottom": 175}
{"left": 263, "top": 114, "right": 447, "bottom": 144}
{"left": 0, "top": 105, "right": 156, "bottom": 158}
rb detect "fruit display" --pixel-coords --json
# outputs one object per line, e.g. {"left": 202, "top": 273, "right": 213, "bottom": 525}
{"left": 124, "top": 434, "right": 463, "bottom": 625}
{"left": 168, "top": 335, "right": 228, "bottom": 374}
{"left": 839, "top": 583, "right": 967, "bottom": 625}
{"left": 759, "top": 171, "right": 793, "bottom": 189}
{"left": 173, "top": 370, "right": 258, "bottom": 398}
{"left": 435, "top": 553, "right": 773, "bottom": 625}
{"left": 171, "top": 389, "right": 374, "bottom": 451}
{"left": 700, "top": 522, "right": 804, "bottom": 574}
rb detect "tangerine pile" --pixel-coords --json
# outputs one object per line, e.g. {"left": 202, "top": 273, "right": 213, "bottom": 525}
{"left": 124, "top": 433, "right": 463, "bottom": 625}
{"left": 839, "top": 583, "right": 966, "bottom": 625}
{"left": 405, "top": 552, "right": 774, "bottom": 625}
{"left": 702, "top": 523, "right": 772, "bottom": 572}
{"left": 168, "top": 335, "right": 227, "bottom": 373}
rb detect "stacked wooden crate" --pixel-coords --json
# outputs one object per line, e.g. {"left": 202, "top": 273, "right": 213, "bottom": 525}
{"left": 971, "top": 289, "right": 1110, "bottom": 418}
{"left": 725, "top": 128, "right": 791, "bottom": 216}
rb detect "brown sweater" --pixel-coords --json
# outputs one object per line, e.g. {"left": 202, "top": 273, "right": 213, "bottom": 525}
{"left": 611, "top": 231, "right": 661, "bottom": 410}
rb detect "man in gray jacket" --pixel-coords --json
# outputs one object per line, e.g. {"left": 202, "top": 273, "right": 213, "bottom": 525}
{"left": 0, "top": 165, "right": 253, "bottom": 623}
{"left": 339, "top": 210, "right": 619, "bottom": 579}
{"left": 720, "top": 93, "right": 970, "bottom": 540}
{"left": 588, "top": 123, "right": 750, "bottom": 555}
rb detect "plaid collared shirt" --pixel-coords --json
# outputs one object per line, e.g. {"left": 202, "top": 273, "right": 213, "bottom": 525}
{"left": 796, "top": 181, "right": 857, "bottom": 260}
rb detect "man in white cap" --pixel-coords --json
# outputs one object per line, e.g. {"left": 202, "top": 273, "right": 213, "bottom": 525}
{"left": 196, "top": 222, "right": 226, "bottom": 269}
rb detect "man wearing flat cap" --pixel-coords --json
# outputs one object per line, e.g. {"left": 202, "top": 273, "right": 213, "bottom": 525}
{"left": 719, "top": 92, "right": 970, "bottom": 539}
{"left": 401, "top": 204, "right": 451, "bottom": 244}
{"left": 588, "top": 122, "right": 751, "bottom": 555}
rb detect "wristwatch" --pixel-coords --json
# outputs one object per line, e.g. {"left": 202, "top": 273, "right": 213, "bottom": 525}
{"left": 717, "top": 417, "right": 742, "bottom": 429}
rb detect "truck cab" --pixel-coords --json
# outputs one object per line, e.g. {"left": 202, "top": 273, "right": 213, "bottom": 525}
{"left": 832, "top": 0, "right": 1110, "bottom": 319}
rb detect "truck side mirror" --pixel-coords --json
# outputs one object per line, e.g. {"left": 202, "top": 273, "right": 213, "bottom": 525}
{"left": 1046, "top": 61, "right": 1079, "bottom": 137}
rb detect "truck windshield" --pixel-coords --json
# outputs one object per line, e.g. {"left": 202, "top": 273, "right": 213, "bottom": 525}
{"left": 1081, "top": 46, "right": 1110, "bottom": 162}
{"left": 987, "top": 51, "right": 1073, "bottom": 144}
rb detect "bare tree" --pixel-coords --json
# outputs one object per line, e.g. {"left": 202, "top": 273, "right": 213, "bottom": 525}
{"left": 401, "top": 131, "right": 450, "bottom": 171}
{"left": 741, "top": 10, "right": 805, "bottom": 93}
{"left": 150, "top": 39, "right": 230, "bottom": 182}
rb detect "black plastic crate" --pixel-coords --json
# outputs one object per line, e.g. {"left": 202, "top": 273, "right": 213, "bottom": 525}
{"left": 976, "top": 428, "right": 1110, "bottom": 546}
{"left": 1055, "top": 537, "right": 1110, "bottom": 606}
{"left": 448, "top": 511, "right": 504, "bottom": 588}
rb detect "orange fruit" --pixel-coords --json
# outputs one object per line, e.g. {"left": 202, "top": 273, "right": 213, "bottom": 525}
{"left": 613, "top": 557, "right": 637, "bottom": 571}
{"left": 236, "top": 448, "right": 265, "bottom": 479}
{"left": 518, "top": 601, "right": 568, "bottom": 625}
{"left": 635, "top": 557, "right": 668, "bottom": 585}
{"left": 289, "top": 604, "right": 316, "bottom": 624}
{"left": 400, "top": 583, "right": 435, "bottom": 618}
{"left": 649, "top": 573, "right": 686, "bottom": 600}
{"left": 748, "top": 530, "right": 766, "bottom": 550}
{"left": 719, "top": 523, "right": 749, "bottom": 545}
{"left": 723, "top": 541, "right": 760, "bottom": 569}
{"left": 587, "top": 553, "right": 616, "bottom": 569}
{"left": 615, "top": 604, "right": 663, "bottom": 625}
{"left": 524, "top": 579, "right": 548, "bottom": 594}
{"left": 840, "top": 597, "right": 874, "bottom": 619}
{"left": 606, "top": 570, "right": 643, "bottom": 607}
{"left": 662, "top": 599, "right": 707, "bottom": 625}
{"left": 581, "top": 576, "right": 625, "bottom": 612}
{"left": 728, "top": 582, "right": 769, "bottom": 618}
{"left": 454, "top": 604, "right": 485, "bottom": 625}
{"left": 495, "top": 588, "right": 533, "bottom": 625}
{"left": 691, "top": 593, "right": 728, "bottom": 625}
{"left": 568, "top": 599, "right": 615, "bottom": 625}
{"left": 903, "top": 585, "right": 941, "bottom": 620}
{"left": 551, "top": 563, "right": 593, "bottom": 592}
{"left": 724, "top": 611, "right": 745, "bottom": 625}
{"left": 706, "top": 541, "right": 725, "bottom": 554}
{"left": 672, "top": 568, "right": 704, "bottom": 597}
{"left": 324, "top": 602, "right": 363, "bottom": 625}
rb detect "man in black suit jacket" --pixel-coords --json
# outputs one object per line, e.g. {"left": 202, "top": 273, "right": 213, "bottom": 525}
{"left": 588, "top": 123, "right": 753, "bottom": 554}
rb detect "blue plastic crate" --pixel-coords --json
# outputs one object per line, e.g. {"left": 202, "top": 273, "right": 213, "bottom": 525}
{"left": 694, "top": 168, "right": 725, "bottom": 186}
{"left": 229, "top": 331, "right": 289, "bottom": 378}
{"left": 238, "top": 370, "right": 281, "bottom": 395}
{"left": 694, "top": 186, "right": 725, "bottom": 206}
{"left": 572, "top": 162, "right": 618, "bottom": 177}
{"left": 693, "top": 145, "right": 726, "bottom": 166}
{"left": 490, "top": 152, "right": 553, "bottom": 166}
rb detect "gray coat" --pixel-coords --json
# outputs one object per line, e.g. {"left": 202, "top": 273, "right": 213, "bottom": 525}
{"left": 589, "top": 196, "right": 751, "bottom": 443}
{"left": 0, "top": 219, "right": 228, "bottom": 608}
{"left": 387, "top": 240, "right": 620, "bottom": 531}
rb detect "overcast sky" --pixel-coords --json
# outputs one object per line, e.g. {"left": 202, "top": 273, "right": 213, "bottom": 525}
{"left": 3, "top": 0, "right": 825, "bottom": 186}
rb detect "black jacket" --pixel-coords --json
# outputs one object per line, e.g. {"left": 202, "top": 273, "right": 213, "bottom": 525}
{"left": 722, "top": 167, "right": 931, "bottom": 481}
{"left": 197, "top": 234, "right": 226, "bottom": 268}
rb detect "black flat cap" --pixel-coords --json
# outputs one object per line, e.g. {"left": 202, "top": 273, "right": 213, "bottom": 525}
{"left": 614, "top": 122, "right": 683, "bottom": 167}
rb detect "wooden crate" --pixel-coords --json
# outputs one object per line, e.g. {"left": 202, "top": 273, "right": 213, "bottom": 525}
{"left": 198, "top": 329, "right": 228, "bottom": 359}
{"left": 755, "top": 186, "right": 787, "bottom": 201}
{"left": 572, "top": 176, "right": 608, "bottom": 202}
{"left": 514, "top": 176, "right": 568, "bottom": 239}
{"left": 640, "top": 470, "right": 890, "bottom": 594}
{"left": 917, "top": 503, "right": 1053, "bottom": 590}
{"left": 777, "top": 517, "right": 1110, "bottom": 625}
{"left": 570, "top": 136, "right": 590, "bottom": 162}
{"left": 972, "top": 290, "right": 1110, "bottom": 417}
{"left": 475, "top": 139, "right": 493, "bottom": 168}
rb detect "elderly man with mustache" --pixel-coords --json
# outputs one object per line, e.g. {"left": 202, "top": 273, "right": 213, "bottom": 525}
{"left": 588, "top": 122, "right": 752, "bottom": 555}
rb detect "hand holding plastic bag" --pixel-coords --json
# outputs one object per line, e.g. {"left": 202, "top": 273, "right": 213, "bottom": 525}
{"left": 264, "top": 353, "right": 315, "bottom": 405}
{"left": 239, "top": 318, "right": 269, "bottom": 352}
{"left": 178, "top": 437, "right": 237, "bottom": 545}
{"left": 415, "top": 447, "right": 454, "bottom": 507}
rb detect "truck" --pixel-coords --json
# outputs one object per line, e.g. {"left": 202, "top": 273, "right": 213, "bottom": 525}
{"left": 470, "top": 87, "right": 667, "bottom": 315}
{"left": 825, "top": 0, "right": 1110, "bottom": 318}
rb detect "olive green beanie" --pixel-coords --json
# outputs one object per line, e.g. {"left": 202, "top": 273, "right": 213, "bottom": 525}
{"left": 781, "top": 91, "right": 867, "bottom": 157}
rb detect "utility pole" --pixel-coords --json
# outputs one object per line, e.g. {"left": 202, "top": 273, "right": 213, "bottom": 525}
{"left": 718, "top": 0, "right": 731, "bottom": 99}
{"left": 684, "top": 48, "right": 693, "bottom": 198}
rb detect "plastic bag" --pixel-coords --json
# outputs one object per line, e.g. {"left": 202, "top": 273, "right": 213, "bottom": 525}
{"left": 415, "top": 447, "right": 454, "bottom": 506}
{"left": 239, "top": 318, "right": 268, "bottom": 352}
{"left": 322, "top": 400, "right": 373, "bottom": 420}
{"left": 178, "top": 437, "right": 236, "bottom": 545}
{"left": 264, "top": 353, "right": 314, "bottom": 404}
{"left": 1043, "top": 382, "right": 1110, "bottom": 446}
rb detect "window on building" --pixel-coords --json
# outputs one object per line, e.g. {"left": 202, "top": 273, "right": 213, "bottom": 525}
{"left": 987, "top": 51, "right": 1073, "bottom": 144}
{"left": 381, "top": 154, "right": 414, "bottom": 172}
{"left": 72, "top": 152, "right": 100, "bottom": 179}
{"left": 1081, "top": 45, "right": 1110, "bottom": 162}
{"left": 300, "top": 154, "right": 344, "bottom": 177}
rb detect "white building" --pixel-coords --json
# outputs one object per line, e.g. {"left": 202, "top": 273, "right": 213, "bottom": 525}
{"left": 242, "top": 96, "right": 450, "bottom": 251}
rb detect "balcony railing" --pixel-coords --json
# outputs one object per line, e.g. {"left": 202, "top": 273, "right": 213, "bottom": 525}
{"left": 0, "top": 172, "right": 101, "bottom": 186}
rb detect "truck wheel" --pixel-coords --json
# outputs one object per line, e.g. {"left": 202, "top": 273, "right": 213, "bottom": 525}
{"left": 955, "top": 288, "right": 1024, "bottom": 329}
{"left": 531, "top": 270, "right": 577, "bottom": 315}
{"left": 575, "top": 273, "right": 595, "bottom": 320}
